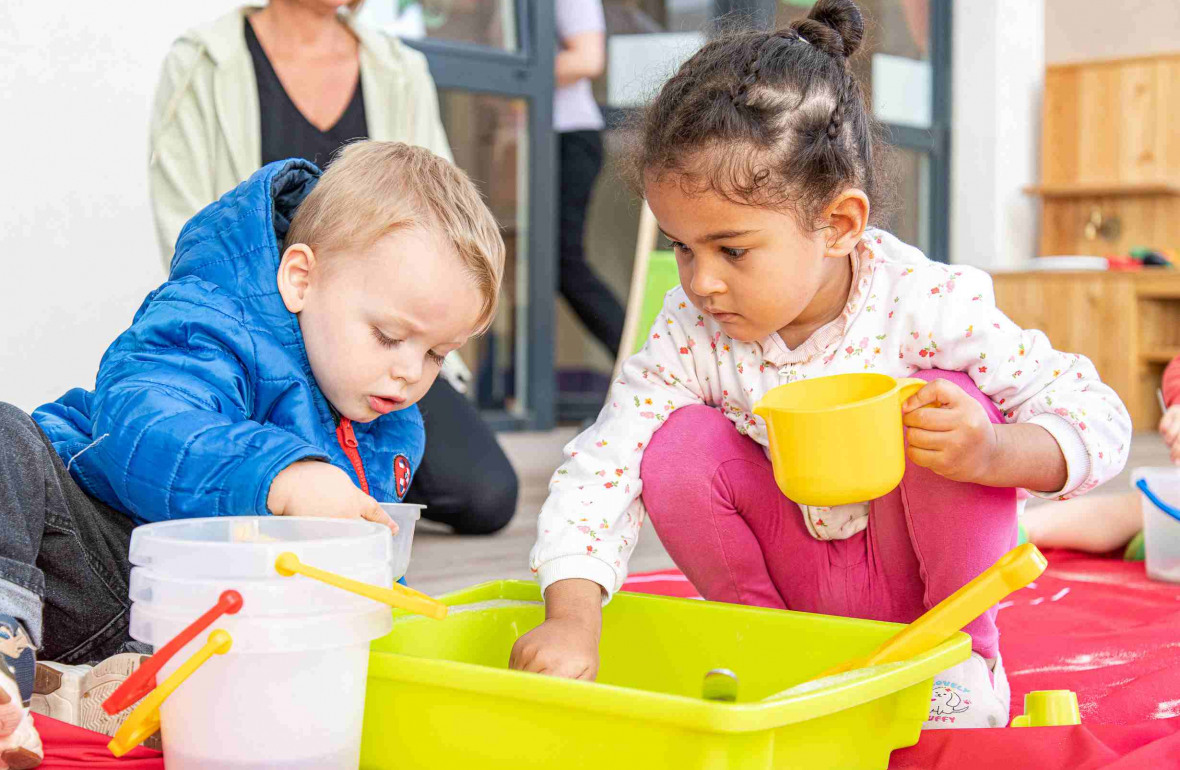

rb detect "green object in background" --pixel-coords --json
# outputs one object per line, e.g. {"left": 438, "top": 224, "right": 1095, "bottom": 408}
{"left": 632, "top": 251, "right": 682, "bottom": 353}
{"left": 1124, "top": 529, "right": 1146, "bottom": 562}
{"left": 1016, "top": 521, "right": 1029, "bottom": 547}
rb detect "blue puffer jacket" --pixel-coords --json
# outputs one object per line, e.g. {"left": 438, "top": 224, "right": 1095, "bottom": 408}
{"left": 33, "top": 160, "right": 425, "bottom": 525}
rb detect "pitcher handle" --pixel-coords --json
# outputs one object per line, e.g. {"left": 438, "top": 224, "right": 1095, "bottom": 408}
{"left": 895, "top": 377, "right": 927, "bottom": 403}
{"left": 1135, "top": 478, "right": 1180, "bottom": 523}
{"left": 108, "top": 630, "right": 233, "bottom": 757}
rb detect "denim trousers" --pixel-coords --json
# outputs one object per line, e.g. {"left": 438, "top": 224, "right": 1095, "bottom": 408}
{"left": 0, "top": 403, "right": 135, "bottom": 663}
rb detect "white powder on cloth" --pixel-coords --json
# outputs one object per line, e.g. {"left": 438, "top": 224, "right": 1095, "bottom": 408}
{"left": 1012, "top": 650, "right": 1140, "bottom": 676}
{"left": 1153, "top": 699, "right": 1180, "bottom": 719}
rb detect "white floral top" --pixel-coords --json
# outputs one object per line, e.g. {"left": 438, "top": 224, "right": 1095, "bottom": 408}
{"left": 529, "top": 230, "right": 1131, "bottom": 600}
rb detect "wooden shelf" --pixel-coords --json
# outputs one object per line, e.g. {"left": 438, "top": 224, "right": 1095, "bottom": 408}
{"left": 1140, "top": 349, "right": 1180, "bottom": 365}
{"left": 1023, "top": 182, "right": 1180, "bottom": 198}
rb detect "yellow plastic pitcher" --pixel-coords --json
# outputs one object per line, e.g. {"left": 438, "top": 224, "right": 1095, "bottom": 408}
{"left": 753, "top": 373, "right": 926, "bottom": 506}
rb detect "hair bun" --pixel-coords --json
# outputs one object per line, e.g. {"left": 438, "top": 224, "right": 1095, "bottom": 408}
{"left": 789, "top": 0, "right": 864, "bottom": 59}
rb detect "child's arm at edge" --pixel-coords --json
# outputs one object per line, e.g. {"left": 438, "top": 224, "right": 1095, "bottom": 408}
{"left": 509, "top": 578, "right": 603, "bottom": 679}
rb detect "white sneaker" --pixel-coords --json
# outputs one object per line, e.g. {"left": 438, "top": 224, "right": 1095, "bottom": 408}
{"left": 923, "top": 652, "right": 1010, "bottom": 729}
{"left": 31, "top": 654, "right": 160, "bottom": 750}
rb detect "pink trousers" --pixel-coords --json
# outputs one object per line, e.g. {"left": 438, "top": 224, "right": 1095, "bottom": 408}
{"left": 640, "top": 370, "right": 1016, "bottom": 656}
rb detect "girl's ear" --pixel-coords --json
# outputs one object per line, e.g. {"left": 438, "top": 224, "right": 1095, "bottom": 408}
{"left": 821, "top": 189, "right": 870, "bottom": 258}
{"left": 277, "top": 243, "right": 318, "bottom": 313}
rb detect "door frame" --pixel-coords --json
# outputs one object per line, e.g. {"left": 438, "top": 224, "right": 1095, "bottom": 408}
{"left": 402, "top": 1, "right": 559, "bottom": 430}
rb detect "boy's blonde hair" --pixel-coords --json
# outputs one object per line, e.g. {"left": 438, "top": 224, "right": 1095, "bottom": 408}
{"left": 287, "top": 141, "right": 506, "bottom": 333}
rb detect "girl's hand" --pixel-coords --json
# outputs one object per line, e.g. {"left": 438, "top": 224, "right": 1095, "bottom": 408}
{"left": 902, "top": 379, "right": 1000, "bottom": 484}
{"left": 1159, "top": 404, "right": 1180, "bottom": 464}
{"left": 509, "top": 578, "right": 602, "bottom": 680}
{"left": 509, "top": 617, "right": 600, "bottom": 680}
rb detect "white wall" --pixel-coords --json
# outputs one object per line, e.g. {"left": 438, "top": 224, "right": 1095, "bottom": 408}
{"left": 1045, "top": 0, "right": 1180, "bottom": 64}
{"left": 0, "top": 2, "right": 240, "bottom": 413}
{"left": 950, "top": 0, "right": 1044, "bottom": 270}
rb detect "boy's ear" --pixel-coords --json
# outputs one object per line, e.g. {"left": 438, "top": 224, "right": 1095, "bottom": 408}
{"left": 277, "top": 243, "right": 317, "bottom": 313}
{"left": 821, "top": 189, "right": 870, "bottom": 259}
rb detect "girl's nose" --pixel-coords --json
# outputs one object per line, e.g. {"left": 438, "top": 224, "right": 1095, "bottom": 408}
{"left": 689, "top": 262, "right": 726, "bottom": 297}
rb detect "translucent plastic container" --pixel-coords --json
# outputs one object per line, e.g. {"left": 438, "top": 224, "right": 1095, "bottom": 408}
{"left": 129, "top": 562, "right": 394, "bottom": 616}
{"left": 135, "top": 608, "right": 388, "bottom": 770}
{"left": 128, "top": 517, "right": 393, "bottom": 578}
{"left": 379, "top": 503, "right": 423, "bottom": 579}
{"left": 126, "top": 517, "right": 400, "bottom": 769}
{"left": 1133, "top": 468, "right": 1180, "bottom": 583}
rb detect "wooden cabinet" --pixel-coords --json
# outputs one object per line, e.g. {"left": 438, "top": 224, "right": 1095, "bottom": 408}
{"left": 991, "top": 270, "right": 1180, "bottom": 430}
{"left": 1029, "top": 54, "right": 1180, "bottom": 256}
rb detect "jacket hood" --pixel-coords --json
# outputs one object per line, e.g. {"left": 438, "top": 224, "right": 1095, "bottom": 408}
{"left": 169, "top": 158, "right": 320, "bottom": 351}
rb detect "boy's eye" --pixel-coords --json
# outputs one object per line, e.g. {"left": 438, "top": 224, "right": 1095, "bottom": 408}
{"left": 428, "top": 351, "right": 447, "bottom": 367}
{"left": 371, "top": 327, "right": 402, "bottom": 349}
{"left": 721, "top": 247, "right": 748, "bottom": 259}
{"left": 670, "top": 241, "right": 692, "bottom": 258}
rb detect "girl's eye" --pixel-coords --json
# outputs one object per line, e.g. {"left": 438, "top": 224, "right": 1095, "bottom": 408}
{"left": 721, "top": 247, "right": 748, "bottom": 259}
{"left": 670, "top": 241, "right": 692, "bottom": 258}
{"left": 428, "top": 351, "right": 447, "bottom": 367}
{"left": 371, "top": 327, "right": 402, "bottom": 349}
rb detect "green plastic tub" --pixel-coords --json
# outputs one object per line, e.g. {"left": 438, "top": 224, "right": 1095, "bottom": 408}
{"left": 360, "top": 580, "right": 969, "bottom": 770}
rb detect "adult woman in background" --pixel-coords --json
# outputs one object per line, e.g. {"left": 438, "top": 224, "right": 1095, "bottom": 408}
{"left": 149, "top": 0, "right": 519, "bottom": 536}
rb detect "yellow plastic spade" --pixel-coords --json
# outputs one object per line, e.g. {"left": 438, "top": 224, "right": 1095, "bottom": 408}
{"left": 811, "top": 543, "right": 1047, "bottom": 681}
{"left": 274, "top": 552, "right": 448, "bottom": 620}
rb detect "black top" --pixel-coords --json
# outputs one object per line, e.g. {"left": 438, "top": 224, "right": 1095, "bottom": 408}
{"left": 245, "top": 18, "right": 368, "bottom": 168}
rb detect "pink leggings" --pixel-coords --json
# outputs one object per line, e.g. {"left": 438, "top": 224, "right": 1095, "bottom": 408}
{"left": 640, "top": 370, "right": 1016, "bottom": 657}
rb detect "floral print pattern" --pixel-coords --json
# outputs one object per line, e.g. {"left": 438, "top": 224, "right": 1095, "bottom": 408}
{"left": 530, "top": 229, "right": 1132, "bottom": 598}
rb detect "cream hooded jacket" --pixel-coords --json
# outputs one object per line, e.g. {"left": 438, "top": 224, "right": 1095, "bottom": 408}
{"left": 149, "top": 6, "right": 452, "bottom": 272}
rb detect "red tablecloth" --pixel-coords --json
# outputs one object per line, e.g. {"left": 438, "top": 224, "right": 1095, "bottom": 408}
{"left": 31, "top": 714, "right": 160, "bottom": 768}
{"left": 32, "top": 550, "right": 1180, "bottom": 769}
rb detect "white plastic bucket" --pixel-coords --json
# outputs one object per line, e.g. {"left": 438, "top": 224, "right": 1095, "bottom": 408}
{"left": 1132, "top": 468, "right": 1180, "bottom": 583}
{"left": 126, "top": 517, "right": 400, "bottom": 769}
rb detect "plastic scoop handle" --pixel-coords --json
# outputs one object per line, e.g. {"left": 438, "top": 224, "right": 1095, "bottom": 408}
{"left": 812, "top": 543, "right": 1047, "bottom": 681}
{"left": 102, "top": 589, "right": 242, "bottom": 715}
{"left": 108, "top": 629, "right": 233, "bottom": 758}
{"left": 274, "top": 552, "right": 448, "bottom": 620}
{"left": 1135, "top": 478, "right": 1180, "bottom": 523}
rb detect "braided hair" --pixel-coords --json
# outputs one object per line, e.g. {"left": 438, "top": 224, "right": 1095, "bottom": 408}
{"left": 629, "top": 0, "right": 892, "bottom": 226}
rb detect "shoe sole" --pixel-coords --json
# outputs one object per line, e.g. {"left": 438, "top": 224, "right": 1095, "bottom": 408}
{"left": 0, "top": 747, "right": 41, "bottom": 769}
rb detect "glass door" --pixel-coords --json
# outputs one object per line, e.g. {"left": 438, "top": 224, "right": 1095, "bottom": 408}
{"left": 359, "top": 1, "right": 559, "bottom": 429}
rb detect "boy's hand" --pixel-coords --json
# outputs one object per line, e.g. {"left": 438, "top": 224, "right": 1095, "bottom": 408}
{"left": 509, "top": 578, "right": 602, "bottom": 680}
{"left": 902, "top": 379, "right": 999, "bottom": 484}
{"left": 1159, "top": 405, "right": 1180, "bottom": 464}
{"left": 267, "top": 460, "right": 397, "bottom": 533}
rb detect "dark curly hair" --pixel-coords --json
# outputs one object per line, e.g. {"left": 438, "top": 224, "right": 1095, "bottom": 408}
{"left": 628, "top": 0, "right": 894, "bottom": 228}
